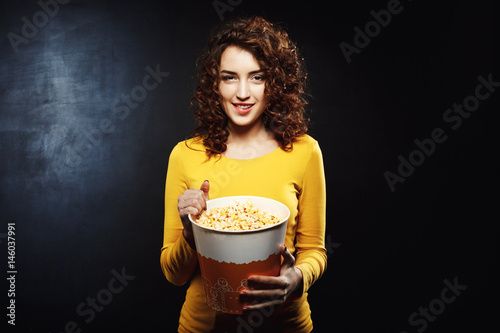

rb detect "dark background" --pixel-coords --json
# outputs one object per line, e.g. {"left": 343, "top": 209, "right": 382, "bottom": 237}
{"left": 1, "top": 0, "right": 498, "bottom": 332}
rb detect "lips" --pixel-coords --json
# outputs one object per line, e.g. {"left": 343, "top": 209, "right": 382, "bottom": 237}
{"left": 233, "top": 103, "right": 254, "bottom": 114}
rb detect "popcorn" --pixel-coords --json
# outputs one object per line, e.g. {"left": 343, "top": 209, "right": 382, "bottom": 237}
{"left": 196, "top": 199, "right": 280, "bottom": 231}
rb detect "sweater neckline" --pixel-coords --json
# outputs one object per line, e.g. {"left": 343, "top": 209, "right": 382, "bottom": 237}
{"left": 220, "top": 146, "right": 281, "bottom": 161}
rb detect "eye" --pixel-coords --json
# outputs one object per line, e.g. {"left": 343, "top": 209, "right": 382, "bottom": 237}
{"left": 251, "top": 74, "right": 265, "bottom": 82}
{"left": 221, "top": 75, "right": 237, "bottom": 81}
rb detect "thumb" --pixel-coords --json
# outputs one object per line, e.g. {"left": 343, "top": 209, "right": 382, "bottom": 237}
{"left": 200, "top": 180, "right": 210, "bottom": 200}
{"left": 280, "top": 244, "right": 295, "bottom": 268}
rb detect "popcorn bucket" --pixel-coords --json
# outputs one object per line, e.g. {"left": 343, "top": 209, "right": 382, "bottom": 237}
{"left": 189, "top": 196, "right": 290, "bottom": 314}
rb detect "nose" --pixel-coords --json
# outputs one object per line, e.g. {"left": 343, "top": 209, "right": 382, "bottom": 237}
{"left": 236, "top": 81, "right": 250, "bottom": 100}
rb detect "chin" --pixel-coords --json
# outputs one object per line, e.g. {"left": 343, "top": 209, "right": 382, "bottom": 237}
{"left": 230, "top": 118, "right": 259, "bottom": 128}
{"left": 224, "top": 109, "right": 265, "bottom": 129}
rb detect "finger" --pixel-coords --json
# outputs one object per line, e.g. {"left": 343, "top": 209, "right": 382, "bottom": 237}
{"left": 181, "top": 206, "right": 195, "bottom": 217}
{"left": 247, "top": 275, "right": 287, "bottom": 289}
{"left": 178, "top": 191, "right": 197, "bottom": 208}
{"left": 280, "top": 244, "right": 295, "bottom": 268}
{"left": 240, "top": 290, "right": 286, "bottom": 310}
{"left": 179, "top": 198, "right": 201, "bottom": 213}
{"left": 243, "top": 299, "right": 283, "bottom": 311}
{"left": 200, "top": 180, "right": 210, "bottom": 201}
{"left": 181, "top": 206, "right": 201, "bottom": 217}
{"left": 241, "top": 288, "right": 286, "bottom": 299}
{"left": 192, "top": 197, "right": 204, "bottom": 212}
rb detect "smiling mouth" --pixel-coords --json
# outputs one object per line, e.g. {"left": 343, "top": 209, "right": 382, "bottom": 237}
{"left": 233, "top": 103, "right": 254, "bottom": 113}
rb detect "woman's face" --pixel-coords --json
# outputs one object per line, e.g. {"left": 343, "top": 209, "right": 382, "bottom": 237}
{"left": 218, "top": 45, "right": 268, "bottom": 129}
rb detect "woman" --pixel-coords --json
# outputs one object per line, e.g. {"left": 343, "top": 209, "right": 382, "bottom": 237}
{"left": 160, "top": 16, "right": 327, "bottom": 332}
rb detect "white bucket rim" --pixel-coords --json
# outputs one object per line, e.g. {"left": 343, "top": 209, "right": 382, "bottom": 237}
{"left": 188, "top": 195, "right": 290, "bottom": 234}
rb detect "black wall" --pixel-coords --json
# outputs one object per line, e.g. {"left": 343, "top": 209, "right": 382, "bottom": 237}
{"left": 1, "top": 0, "right": 497, "bottom": 332}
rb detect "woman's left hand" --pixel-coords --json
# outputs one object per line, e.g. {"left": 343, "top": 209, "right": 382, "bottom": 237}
{"left": 240, "top": 244, "right": 303, "bottom": 310}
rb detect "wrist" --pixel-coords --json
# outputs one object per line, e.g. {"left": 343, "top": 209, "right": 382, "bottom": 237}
{"left": 292, "top": 267, "right": 304, "bottom": 297}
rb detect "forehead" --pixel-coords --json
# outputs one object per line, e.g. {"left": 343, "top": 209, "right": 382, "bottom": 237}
{"left": 220, "top": 46, "right": 261, "bottom": 71}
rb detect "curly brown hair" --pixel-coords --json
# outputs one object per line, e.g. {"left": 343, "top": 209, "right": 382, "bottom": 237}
{"left": 188, "top": 16, "right": 309, "bottom": 157}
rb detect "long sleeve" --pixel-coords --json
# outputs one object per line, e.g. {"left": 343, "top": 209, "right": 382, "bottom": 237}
{"left": 294, "top": 141, "right": 328, "bottom": 293}
{"left": 160, "top": 144, "right": 198, "bottom": 286}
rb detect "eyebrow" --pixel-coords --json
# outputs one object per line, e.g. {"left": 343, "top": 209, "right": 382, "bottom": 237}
{"left": 220, "top": 69, "right": 263, "bottom": 75}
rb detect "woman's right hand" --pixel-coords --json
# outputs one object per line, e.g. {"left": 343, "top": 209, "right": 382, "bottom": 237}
{"left": 177, "top": 180, "right": 210, "bottom": 248}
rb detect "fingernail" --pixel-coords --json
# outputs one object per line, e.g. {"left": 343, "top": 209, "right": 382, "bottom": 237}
{"left": 204, "top": 180, "right": 209, "bottom": 183}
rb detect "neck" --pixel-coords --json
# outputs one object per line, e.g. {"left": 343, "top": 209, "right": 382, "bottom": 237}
{"left": 226, "top": 118, "right": 270, "bottom": 144}
{"left": 223, "top": 118, "right": 278, "bottom": 159}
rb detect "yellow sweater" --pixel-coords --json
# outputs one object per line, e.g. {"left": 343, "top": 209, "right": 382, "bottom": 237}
{"left": 160, "top": 134, "right": 327, "bottom": 332}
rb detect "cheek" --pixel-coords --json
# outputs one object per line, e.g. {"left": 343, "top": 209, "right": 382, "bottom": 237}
{"left": 218, "top": 85, "right": 234, "bottom": 102}
{"left": 251, "top": 85, "right": 267, "bottom": 101}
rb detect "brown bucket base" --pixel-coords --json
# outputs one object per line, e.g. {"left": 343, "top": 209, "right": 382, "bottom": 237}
{"left": 198, "top": 252, "right": 281, "bottom": 314}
